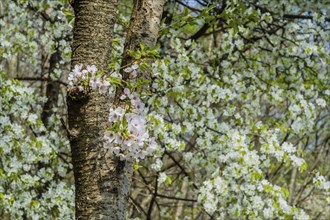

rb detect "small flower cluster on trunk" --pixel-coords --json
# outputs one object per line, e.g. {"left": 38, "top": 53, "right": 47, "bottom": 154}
{"left": 68, "top": 64, "right": 110, "bottom": 93}
{"left": 105, "top": 89, "right": 157, "bottom": 160}
{"left": 68, "top": 63, "right": 157, "bottom": 160}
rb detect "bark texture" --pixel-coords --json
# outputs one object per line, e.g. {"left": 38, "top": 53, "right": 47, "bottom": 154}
{"left": 68, "top": 1, "right": 133, "bottom": 219}
{"left": 121, "top": 0, "right": 165, "bottom": 81}
{"left": 71, "top": 0, "right": 116, "bottom": 70}
{"left": 67, "top": 0, "right": 164, "bottom": 219}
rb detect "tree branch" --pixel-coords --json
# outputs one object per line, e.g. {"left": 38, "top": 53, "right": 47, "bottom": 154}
{"left": 15, "top": 77, "right": 68, "bottom": 86}
{"left": 175, "top": 0, "right": 202, "bottom": 12}
{"left": 156, "top": 193, "right": 197, "bottom": 202}
{"left": 283, "top": 14, "right": 330, "bottom": 22}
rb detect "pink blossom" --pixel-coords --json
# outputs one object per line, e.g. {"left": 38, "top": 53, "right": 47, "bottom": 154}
{"left": 124, "top": 137, "right": 136, "bottom": 147}
{"left": 124, "top": 67, "right": 132, "bottom": 73}
{"left": 114, "top": 135, "right": 123, "bottom": 144}
{"left": 82, "top": 69, "right": 88, "bottom": 76}
{"left": 120, "top": 88, "right": 131, "bottom": 100}
{"left": 132, "top": 99, "right": 145, "bottom": 112}
{"left": 136, "top": 133, "right": 148, "bottom": 146}
{"left": 73, "top": 64, "right": 83, "bottom": 75}
{"left": 104, "top": 131, "right": 116, "bottom": 142}
{"left": 152, "top": 82, "right": 158, "bottom": 89}
{"left": 99, "top": 81, "right": 110, "bottom": 94}
{"left": 89, "top": 76, "right": 101, "bottom": 89}
{"left": 109, "top": 107, "right": 125, "bottom": 122}
{"left": 129, "top": 92, "right": 139, "bottom": 101}
{"left": 147, "top": 138, "right": 158, "bottom": 152}
{"left": 128, "top": 115, "right": 146, "bottom": 132}
{"left": 131, "top": 64, "right": 139, "bottom": 70}
{"left": 138, "top": 150, "right": 147, "bottom": 159}
{"left": 130, "top": 70, "right": 137, "bottom": 79}
{"left": 68, "top": 73, "right": 76, "bottom": 83}
{"left": 87, "top": 65, "right": 97, "bottom": 75}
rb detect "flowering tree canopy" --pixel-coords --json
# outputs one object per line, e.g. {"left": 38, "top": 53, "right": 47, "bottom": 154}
{"left": 0, "top": 0, "right": 329, "bottom": 219}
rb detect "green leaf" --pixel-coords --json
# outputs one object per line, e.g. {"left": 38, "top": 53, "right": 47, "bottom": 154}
{"left": 30, "top": 200, "right": 39, "bottom": 208}
{"left": 166, "top": 176, "right": 172, "bottom": 185}
{"left": 299, "top": 162, "right": 308, "bottom": 173}
{"left": 109, "top": 76, "right": 122, "bottom": 86}
{"left": 128, "top": 50, "right": 141, "bottom": 59}
{"left": 140, "top": 62, "right": 153, "bottom": 72}
{"left": 281, "top": 187, "right": 289, "bottom": 198}
{"left": 122, "top": 115, "right": 128, "bottom": 129}
{"left": 62, "top": 8, "right": 74, "bottom": 23}
{"left": 134, "top": 163, "right": 142, "bottom": 171}
{"left": 140, "top": 43, "right": 145, "bottom": 51}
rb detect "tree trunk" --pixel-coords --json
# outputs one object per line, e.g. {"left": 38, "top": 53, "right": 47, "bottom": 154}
{"left": 68, "top": 0, "right": 126, "bottom": 219}
{"left": 67, "top": 0, "right": 164, "bottom": 219}
{"left": 119, "top": 2, "right": 165, "bottom": 218}
{"left": 121, "top": 0, "right": 165, "bottom": 81}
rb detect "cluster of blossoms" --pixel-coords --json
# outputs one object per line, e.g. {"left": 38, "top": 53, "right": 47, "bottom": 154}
{"left": 124, "top": 63, "right": 139, "bottom": 79}
{"left": 147, "top": 12, "right": 330, "bottom": 216}
{"left": 0, "top": 1, "right": 72, "bottom": 65}
{"left": 68, "top": 64, "right": 110, "bottom": 93}
{"left": 0, "top": 73, "right": 74, "bottom": 219}
{"left": 313, "top": 173, "right": 330, "bottom": 204}
{"left": 69, "top": 63, "right": 158, "bottom": 160}
{"left": 104, "top": 64, "right": 158, "bottom": 160}
{"left": 104, "top": 102, "right": 157, "bottom": 160}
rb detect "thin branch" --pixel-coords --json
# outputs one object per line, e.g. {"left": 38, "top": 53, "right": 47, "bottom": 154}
{"left": 283, "top": 14, "right": 330, "bottom": 22}
{"left": 129, "top": 196, "right": 148, "bottom": 217}
{"left": 196, "top": 0, "right": 208, "bottom": 7}
{"left": 156, "top": 193, "right": 197, "bottom": 202}
{"left": 15, "top": 77, "right": 68, "bottom": 86}
{"left": 175, "top": 0, "right": 202, "bottom": 12}
{"left": 146, "top": 172, "right": 158, "bottom": 220}
{"left": 190, "top": 23, "right": 210, "bottom": 41}
{"left": 164, "top": 150, "right": 198, "bottom": 190}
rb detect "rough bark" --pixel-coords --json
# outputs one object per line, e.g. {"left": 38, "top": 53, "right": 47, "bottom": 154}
{"left": 67, "top": 0, "right": 130, "bottom": 219}
{"left": 70, "top": 0, "right": 116, "bottom": 70}
{"left": 67, "top": 0, "right": 164, "bottom": 219}
{"left": 120, "top": 0, "right": 165, "bottom": 81}
{"left": 120, "top": 1, "right": 165, "bottom": 218}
